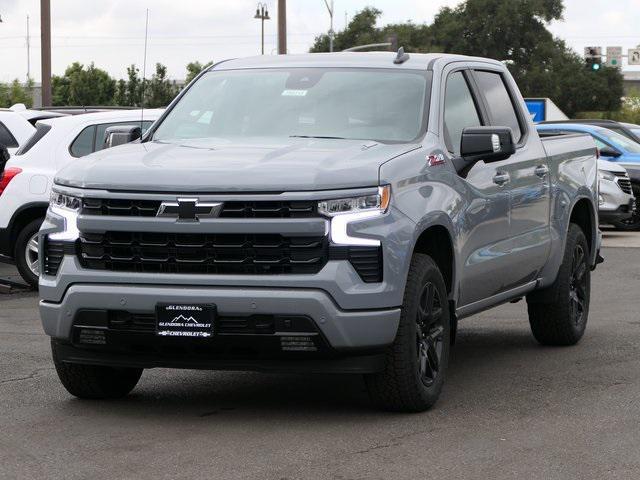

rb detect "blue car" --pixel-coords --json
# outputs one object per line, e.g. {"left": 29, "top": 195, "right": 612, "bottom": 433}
{"left": 537, "top": 123, "right": 640, "bottom": 230}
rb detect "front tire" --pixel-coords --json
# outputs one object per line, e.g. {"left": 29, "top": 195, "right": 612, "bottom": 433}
{"left": 52, "top": 341, "right": 143, "bottom": 399}
{"left": 365, "top": 254, "right": 450, "bottom": 412}
{"left": 14, "top": 218, "right": 44, "bottom": 289}
{"left": 527, "top": 224, "right": 591, "bottom": 346}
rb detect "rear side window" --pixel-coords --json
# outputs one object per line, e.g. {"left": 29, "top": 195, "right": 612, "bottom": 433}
{"left": 0, "top": 122, "right": 19, "bottom": 148}
{"left": 70, "top": 125, "right": 96, "bottom": 157}
{"left": 94, "top": 121, "right": 152, "bottom": 153}
{"left": 474, "top": 71, "right": 523, "bottom": 143}
{"left": 443, "top": 71, "right": 482, "bottom": 154}
{"left": 15, "top": 123, "right": 51, "bottom": 155}
{"left": 70, "top": 120, "right": 154, "bottom": 158}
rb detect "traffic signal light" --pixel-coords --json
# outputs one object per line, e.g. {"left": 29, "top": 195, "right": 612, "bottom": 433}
{"left": 585, "top": 47, "right": 602, "bottom": 71}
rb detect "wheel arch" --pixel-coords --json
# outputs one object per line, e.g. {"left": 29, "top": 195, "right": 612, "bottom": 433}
{"left": 568, "top": 196, "right": 597, "bottom": 262}
{"left": 4, "top": 202, "right": 49, "bottom": 257}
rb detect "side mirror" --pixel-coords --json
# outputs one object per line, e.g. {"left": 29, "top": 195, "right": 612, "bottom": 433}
{"left": 103, "top": 125, "right": 142, "bottom": 150}
{"left": 460, "top": 127, "right": 516, "bottom": 164}
{"left": 0, "top": 144, "right": 9, "bottom": 171}
{"left": 599, "top": 147, "right": 621, "bottom": 158}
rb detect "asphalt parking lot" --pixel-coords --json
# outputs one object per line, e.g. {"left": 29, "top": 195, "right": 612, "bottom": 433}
{"left": 1, "top": 233, "right": 639, "bottom": 480}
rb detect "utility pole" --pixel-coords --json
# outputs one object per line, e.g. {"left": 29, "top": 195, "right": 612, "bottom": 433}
{"left": 40, "top": 0, "right": 52, "bottom": 106}
{"left": 254, "top": 3, "right": 270, "bottom": 55}
{"left": 26, "top": 15, "right": 31, "bottom": 80}
{"left": 277, "top": 0, "right": 286, "bottom": 54}
{"left": 323, "top": 0, "right": 334, "bottom": 52}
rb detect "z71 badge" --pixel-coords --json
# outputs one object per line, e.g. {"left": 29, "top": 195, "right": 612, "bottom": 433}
{"left": 427, "top": 153, "right": 446, "bottom": 166}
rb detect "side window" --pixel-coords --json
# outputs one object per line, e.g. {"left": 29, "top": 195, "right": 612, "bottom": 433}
{"left": 443, "top": 71, "right": 482, "bottom": 154}
{"left": 592, "top": 137, "right": 610, "bottom": 151}
{"left": 94, "top": 121, "right": 153, "bottom": 153}
{"left": 70, "top": 125, "right": 96, "bottom": 157}
{"left": 0, "top": 122, "right": 19, "bottom": 148}
{"left": 473, "top": 71, "right": 523, "bottom": 143}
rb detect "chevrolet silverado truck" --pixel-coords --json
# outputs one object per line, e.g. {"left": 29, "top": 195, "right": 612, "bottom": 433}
{"left": 39, "top": 52, "right": 600, "bottom": 412}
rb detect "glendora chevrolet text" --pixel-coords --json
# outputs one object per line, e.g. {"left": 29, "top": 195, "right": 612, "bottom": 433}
{"left": 39, "top": 52, "right": 600, "bottom": 412}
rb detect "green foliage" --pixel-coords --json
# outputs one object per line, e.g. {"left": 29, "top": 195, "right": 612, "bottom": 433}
{"left": 0, "top": 78, "right": 34, "bottom": 108}
{"left": 52, "top": 62, "right": 116, "bottom": 106}
{"left": 49, "top": 61, "right": 208, "bottom": 107}
{"left": 309, "top": 0, "right": 624, "bottom": 117}
{"left": 144, "top": 63, "right": 180, "bottom": 108}
{"left": 185, "top": 61, "right": 214, "bottom": 84}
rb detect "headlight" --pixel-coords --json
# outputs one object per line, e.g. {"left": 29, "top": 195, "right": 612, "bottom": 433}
{"left": 598, "top": 170, "right": 616, "bottom": 182}
{"left": 48, "top": 191, "right": 81, "bottom": 241}
{"left": 319, "top": 186, "right": 390, "bottom": 246}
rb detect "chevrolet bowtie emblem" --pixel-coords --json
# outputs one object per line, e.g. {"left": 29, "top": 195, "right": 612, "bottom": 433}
{"left": 156, "top": 198, "right": 223, "bottom": 221}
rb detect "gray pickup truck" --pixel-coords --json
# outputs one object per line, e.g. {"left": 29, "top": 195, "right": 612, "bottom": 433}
{"left": 40, "top": 52, "right": 600, "bottom": 412}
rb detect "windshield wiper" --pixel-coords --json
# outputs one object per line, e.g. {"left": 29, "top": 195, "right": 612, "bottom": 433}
{"left": 289, "top": 135, "right": 347, "bottom": 140}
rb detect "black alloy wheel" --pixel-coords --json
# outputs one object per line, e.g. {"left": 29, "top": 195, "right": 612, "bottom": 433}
{"left": 416, "top": 282, "right": 445, "bottom": 387}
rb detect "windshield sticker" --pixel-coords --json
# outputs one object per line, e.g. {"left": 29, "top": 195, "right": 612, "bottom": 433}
{"left": 282, "top": 89, "right": 308, "bottom": 97}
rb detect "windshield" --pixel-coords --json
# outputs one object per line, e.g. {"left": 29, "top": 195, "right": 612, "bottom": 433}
{"left": 597, "top": 127, "right": 640, "bottom": 154}
{"left": 152, "top": 68, "right": 431, "bottom": 143}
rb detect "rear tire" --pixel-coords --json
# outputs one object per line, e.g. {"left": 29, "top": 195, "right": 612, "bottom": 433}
{"left": 14, "top": 218, "right": 43, "bottom": 289}
{"left": 527, "top": 224, "right": 590, "bottom": 346}
{"left": 52, "top": 341, "right": 143, "bottom": 399}
{"left": 365, "top": 254, "right": 450, "bottom": 412}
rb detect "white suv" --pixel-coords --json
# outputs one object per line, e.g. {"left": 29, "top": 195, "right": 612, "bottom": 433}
{"left": 0, "top": 108, "right": 163, "bottom": 286}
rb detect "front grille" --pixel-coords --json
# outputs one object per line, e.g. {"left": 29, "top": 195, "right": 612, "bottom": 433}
{"left": 43, "top": 240, "right": 74, "bottom": 275}
{"left": 613, "top": 172, "right": 633, "bottom": 195}
{"left": 78, "top": 232, "right": 328, "bottom": 275}
{"left": 81, "top": 198, "right": 318, "bottom": 218}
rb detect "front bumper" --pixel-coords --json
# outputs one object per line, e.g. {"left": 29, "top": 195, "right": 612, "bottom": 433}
{"left": 40, "top": 283, "right": 401, "bottom": 351}
{"left": 599, "top": 177, "right": 635, "bottom": 223}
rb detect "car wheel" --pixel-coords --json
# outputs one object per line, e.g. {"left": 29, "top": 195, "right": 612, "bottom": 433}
{"left": 14, "top": 218, "right": 44, "bottom": 289}
{"left": 527, "top": 224, "right": 590, "bottom": 346}
{"left": 612, "top": 183, "right": 640, "bottom": 231}
{"left": 365, "top": 253, "right": 450, "bottom": 412}
{"left": 52, "top": 340, "right": 143, "bottom": 399}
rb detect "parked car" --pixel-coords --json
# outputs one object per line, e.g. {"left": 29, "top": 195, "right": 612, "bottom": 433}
{"left": 596, "top": 159, "right": 635, "bottom": 225}
{"left": 538, "top": 119, "right": 640, "bottom": 144}
{"left": 0, "top": 109, "right": 163, "bottom": 287}
{"left": 0, "top": 105, "right": 68, "bottom": 157}
{"left": 537, "top": 123, "right": 640, "bottom": 230}
{"left": 0, "top": 110, "right": 35, "bottom": 156}
{"left": 40, "top": 52, "right": 599, "bottom": 412}
{"left": 621, "top": 122, "right": 640, "bottom": 139}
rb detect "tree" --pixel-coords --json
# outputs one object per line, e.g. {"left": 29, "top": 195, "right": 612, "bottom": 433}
{"left": 310, "top": 1, "right": 624, "bottom": 116}
{"left": 144, "top": 63, "right": 179, "bottom": 108}
{"left": 124, "top": 64, "right": 142, "bottom": 107}
{"left": 0, "top": 78, "right": 34, "bottom": 108}
{"left": 430, "top": 0, "right": 622, "bottom": 115}
{"left": 185, "top": 61, "right": 214, "bottom": 84}
{"left": 52, "top": 62, "right": 116, "bottom": 106}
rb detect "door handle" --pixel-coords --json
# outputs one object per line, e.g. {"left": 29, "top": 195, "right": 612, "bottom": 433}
{"left": 534, "top": 165, "right": 549, "bottom": 178}
{"left": 493, "top": 172, "right": 510, "bottom": 186}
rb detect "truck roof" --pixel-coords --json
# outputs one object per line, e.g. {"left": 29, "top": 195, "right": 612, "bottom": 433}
{"left": 212, "top": 52, "right": 505, "bottom": 71}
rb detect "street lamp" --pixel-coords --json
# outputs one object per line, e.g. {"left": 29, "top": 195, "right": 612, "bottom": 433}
{"left": 254, "top": 3, "right": 270, "bottom": 55}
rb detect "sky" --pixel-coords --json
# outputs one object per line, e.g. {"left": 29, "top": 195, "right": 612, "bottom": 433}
{"left": 1, "top": 0, "right": 640, "bottom": 83}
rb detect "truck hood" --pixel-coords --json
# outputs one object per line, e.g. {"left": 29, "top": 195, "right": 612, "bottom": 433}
{"left": 55, "top": 137, "right": 419, "bottom": 192}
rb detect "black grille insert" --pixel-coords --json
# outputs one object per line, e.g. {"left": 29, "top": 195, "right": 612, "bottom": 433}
{"left": 81, "top": 198, "right": 318, "bottom": 218}
{"left": 330, "top": 245, "right": 383, "bottom": 283}
{"left": 78, "top": 232, "right": 328, "bottom": 275}
{"left": 613, "top": 172, "right": 633, "bottom": 195}
{"left": 43, "top": 240, "right": 75, "bottom": 276}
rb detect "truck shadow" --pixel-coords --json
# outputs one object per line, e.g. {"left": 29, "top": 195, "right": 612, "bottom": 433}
{"left": 57, "top": 323, "right": 556, "bottom": 420}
